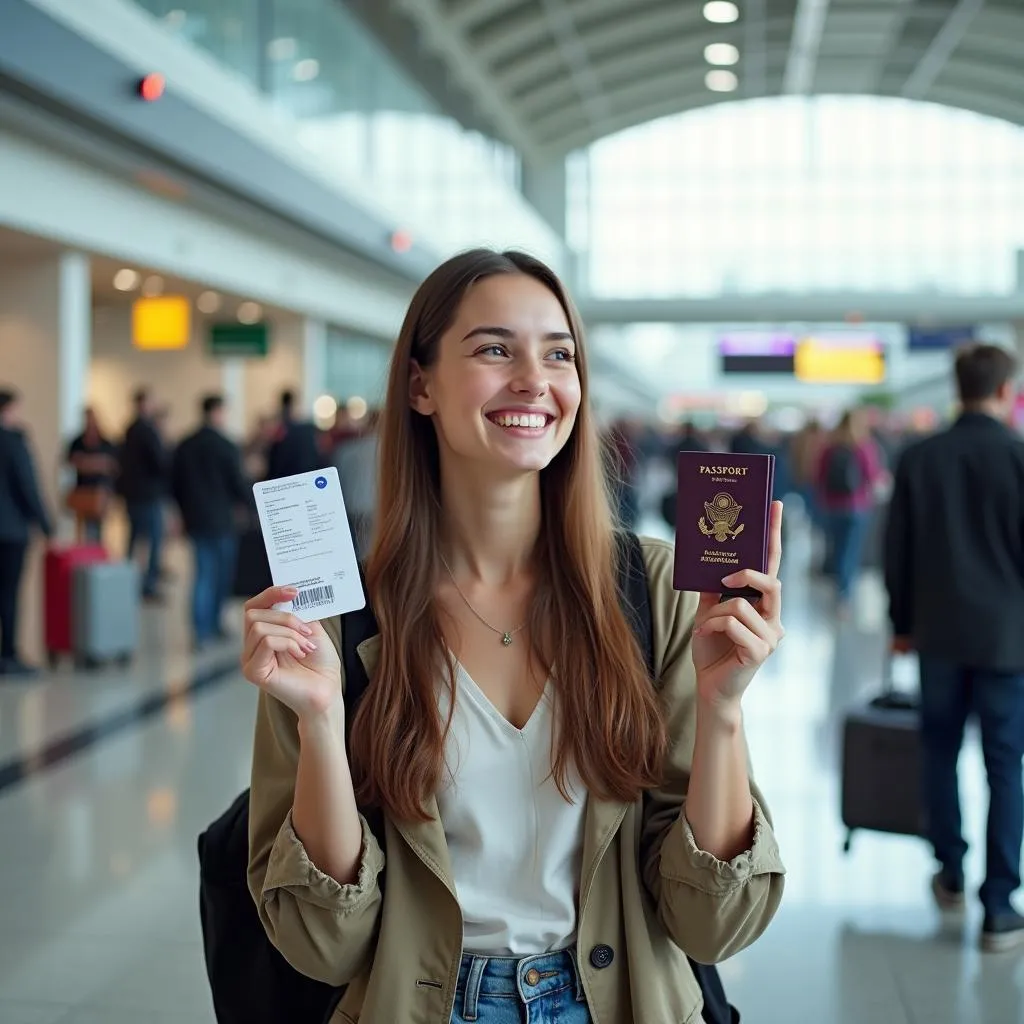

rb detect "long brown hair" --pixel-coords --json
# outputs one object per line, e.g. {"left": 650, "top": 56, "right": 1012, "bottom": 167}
{"left": 349, "top": 249, "right": 667, "bottom": 822}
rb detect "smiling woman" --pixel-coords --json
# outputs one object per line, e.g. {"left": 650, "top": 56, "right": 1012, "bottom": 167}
{"left": 408, "top": 272, "right": 582, "bottom": 478}
{"left": 242, "top": 248, "right": 786, "bottom": 1024}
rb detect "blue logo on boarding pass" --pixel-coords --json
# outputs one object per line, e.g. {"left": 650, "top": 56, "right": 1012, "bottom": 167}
{"left": 314, "top": 476, "right": 328, "bottom": 489}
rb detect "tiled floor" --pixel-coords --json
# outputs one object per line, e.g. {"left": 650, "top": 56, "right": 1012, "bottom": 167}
{"left": 0, "top": 518, "right": 1022, "bottom": 1023}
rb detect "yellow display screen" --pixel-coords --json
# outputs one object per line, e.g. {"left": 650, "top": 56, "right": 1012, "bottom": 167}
{"left": 132, "top": 296, "right": 191, "bottom": 350}
{"left": 795, "top": 336, "right": 885, "bottom": 384}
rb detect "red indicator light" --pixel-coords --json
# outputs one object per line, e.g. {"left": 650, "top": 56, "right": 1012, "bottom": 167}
{"left": 138, "top": 73, "right": 166, "bottom": 102}
{"left": 390, "top": 229, "right": 413, "bottom": 253}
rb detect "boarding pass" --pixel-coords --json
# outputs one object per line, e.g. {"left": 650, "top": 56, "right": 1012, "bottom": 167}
{"left": 252, "top": 467, "right": 366, "bottom": 621}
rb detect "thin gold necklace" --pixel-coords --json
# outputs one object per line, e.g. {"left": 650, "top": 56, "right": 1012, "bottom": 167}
{"left": 439, "top": 554, "right": 526, "bottom": 648}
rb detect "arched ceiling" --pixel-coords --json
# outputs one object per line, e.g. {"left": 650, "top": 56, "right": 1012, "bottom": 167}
{"left": 368, "top": 0, "right": 1024, "bottom": 160}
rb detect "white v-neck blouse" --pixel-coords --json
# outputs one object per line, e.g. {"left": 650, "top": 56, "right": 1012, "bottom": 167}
{"left": 435, "top": 661, "right": 587, "bottom": 956}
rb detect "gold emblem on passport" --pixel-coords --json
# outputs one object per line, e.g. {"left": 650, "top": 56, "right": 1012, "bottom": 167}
{"left": 699, "top": 492, "right": 746, "bottom": 542}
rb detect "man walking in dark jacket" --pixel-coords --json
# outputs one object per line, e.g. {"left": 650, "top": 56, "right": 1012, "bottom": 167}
{"left": 265, "top": 390, "right": 321, "bottom": 481}
{"left": 171, "top": 395, "right": 249, "bottom": 649}
{"left": 0, "top": 388, "right": 53, "bottom": 676}
{"left": 885, "top": 344, "right": 1024, "bottom": 952}
{"left": 119, "top": 388, "right": 168, "bottom": 601}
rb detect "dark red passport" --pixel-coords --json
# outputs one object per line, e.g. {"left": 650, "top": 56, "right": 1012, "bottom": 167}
{"left": 672, "top": 451, "right": 775, "bottom": 596}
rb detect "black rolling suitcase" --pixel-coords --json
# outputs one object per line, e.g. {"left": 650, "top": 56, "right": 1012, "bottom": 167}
{"left": 840, "top": 656, "right": 925, "bottom": 852}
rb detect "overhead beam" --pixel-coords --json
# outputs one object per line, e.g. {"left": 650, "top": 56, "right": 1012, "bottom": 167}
{"left": 924, "top": 83, "right": 1024, "bottom": 128}
{"left": 936, "top": 55, "right": 1024, "bottom": 94}
{"left": 532, "top": 67, "right": 716, "bottom": 139}
{"left": 496, "top": 3, "right": 710, "bottom": 92}
{"left": 448, "top": 0, "right": 514, "bottom": 32}
{"left": 514, "top": 25, "right": 788, "bottom": 115}
{"left": 582, "top": 292, "right": 1024, "bottom": 325}
{"left": 392, "top": 0, "right": 539, "bottom": 159}
{"left": 538, "top": 87, "right": 730, "bottom": 154}
{"left": 867, "top": 0, "right": 916, "bottom": 94}
{"left": 903, "top": 0, "right": 986, "bottom": 98}
{"left": 475, "top": 0, "right": 692, "bottom": 67}
{"left": 539, "top": 0, "right": 611, "bottom": 130}
{"left": 744, "top": 0, "right": 769, "bottom": 98}
{"left": 783, "top": 0, "right": 832, "bottom": 94}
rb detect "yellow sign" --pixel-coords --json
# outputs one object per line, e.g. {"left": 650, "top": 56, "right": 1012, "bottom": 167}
{"left": 795, "top": 337, "right": 885, "bottom": 384}
{"left": 132, "top": 296, "right": 191, "bottom": 350}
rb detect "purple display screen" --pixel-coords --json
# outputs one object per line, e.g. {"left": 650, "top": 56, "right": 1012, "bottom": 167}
{"left": 717, "top": 332, "right": 796, "bottom": 356}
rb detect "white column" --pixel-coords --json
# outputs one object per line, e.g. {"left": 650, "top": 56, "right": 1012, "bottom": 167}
{"left": 57, "top": 251, "right": 92, "bottom": 445}
{"left": 220, "top": 358, "right": 246, "bottom": 440}
{"left": 301, "top": 317, "right": 328, "bottom": 417}
{"left": 0, "top": 249, "right": 92, "bottom": 661}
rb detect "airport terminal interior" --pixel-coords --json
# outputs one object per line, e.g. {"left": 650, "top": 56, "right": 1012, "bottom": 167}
{"left": 3, "top": 0, "right": 1024, "bottom": 1021}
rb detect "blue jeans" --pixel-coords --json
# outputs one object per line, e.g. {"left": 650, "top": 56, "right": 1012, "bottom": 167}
{"left": 919, "top": 657, "right": 1024, "bottom": 917}
{"left": 192, "top": 534, "right": 238, "bottom": 644}
{"left": 827, "top": 509, "right": 868, "bottom": 600}
{"left": 451, "top": 948, "right": 591, "bottom": 1024}
{"left": 126, "top": 500, "right": 164, "bottom": 596}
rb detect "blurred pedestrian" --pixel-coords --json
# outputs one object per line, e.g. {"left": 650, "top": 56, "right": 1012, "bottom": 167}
{"left": 0, "top": 387, "right": 53, "bottom": 676}
{"left": 171, "top": 395, "right": 249, "bottom": 650}
{"left": 265, "top": 390, "right": 321, "bottom": 480}
{"left": 816, "top": 409, "right": 884, "bottom": 611}
{"left": 885, "top": 344, "right": 1024, "bottom": 951}
{"left": 65, "top": 407, "right": 118, "bottom": 545}
{"left": 119, "top": 387, "right": 169, "bottom": 602}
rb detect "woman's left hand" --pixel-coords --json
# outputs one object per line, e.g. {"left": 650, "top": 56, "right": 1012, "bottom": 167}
{"left": 692, "top": 500, "right": 785, "bottom": 709}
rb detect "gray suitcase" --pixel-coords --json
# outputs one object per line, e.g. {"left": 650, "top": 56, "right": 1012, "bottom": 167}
{"left": 72, "top": 561, "right": 140, "bottom": 667}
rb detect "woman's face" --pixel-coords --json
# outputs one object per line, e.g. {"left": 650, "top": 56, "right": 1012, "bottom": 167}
{"left": 410, "top": 273, "right": 582, "bottom": 477}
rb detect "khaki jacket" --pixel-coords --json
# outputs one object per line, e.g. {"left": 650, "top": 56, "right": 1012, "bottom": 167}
{"left": 248, "top": 537, "right": 785, "bottom": 1023}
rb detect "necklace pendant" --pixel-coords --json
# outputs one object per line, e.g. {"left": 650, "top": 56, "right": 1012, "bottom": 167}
{"left": 501, "top": 632, "right": 513, "bottom": 647}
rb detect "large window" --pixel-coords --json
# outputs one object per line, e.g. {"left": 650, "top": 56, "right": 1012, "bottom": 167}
{"left": 133, "top": 0, "right": 563, "bottom": 266}
{"left": 571, "top": 97, "right": 1024, "bottom": 298}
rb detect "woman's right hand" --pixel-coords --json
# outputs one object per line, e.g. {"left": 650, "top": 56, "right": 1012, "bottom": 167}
{"left": 240, "top": 585, "right": 343, "bottom": 723}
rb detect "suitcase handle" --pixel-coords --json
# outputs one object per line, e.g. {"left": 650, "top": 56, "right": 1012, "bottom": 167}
{"left": 879, "top": 647, "right": 919, "bottom": 706}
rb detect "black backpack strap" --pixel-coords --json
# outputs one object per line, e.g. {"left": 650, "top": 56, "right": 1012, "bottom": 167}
{"left": 615, "top": 530, "right": 655, "bottom": 678}
{"left": 339, "top": 601, "right": 379, "bottom": 747}
{"left": 614, "top": 531, "right": 739, "bottom": 1024}
{"left": 338, "top": 570, "right": 386, "bottom": 856}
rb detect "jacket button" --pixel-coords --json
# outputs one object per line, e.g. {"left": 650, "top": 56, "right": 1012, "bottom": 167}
{"left": 589, "top": 944, "right": 614, "bottom": 969}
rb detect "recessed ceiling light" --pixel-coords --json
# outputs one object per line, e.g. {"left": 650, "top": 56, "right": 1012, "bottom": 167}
{"left": 292, "top": 59, "right": 320, "bottom": 82}
{"left": 196, "top": 290, "right": 221, "bottom": 314}
{"left": 237, "top": 301, "right": 262, "bottom": 324}
{"left": 267, "top": 37, "right": 297, "bottom": 61}
{"left": 141, "top": 275, "right": 164, "bottom": 297}
{"left": 704, "top": 1, "right": 739, "bottom": 24}
{"left": 113, "top": 268, "right": 140, "bottom": 292}
{"left": 706, "top": 69, "right": 739, "bottom": 92}
{"left": 705, "top": 43, "right": 740, "bottom": 66}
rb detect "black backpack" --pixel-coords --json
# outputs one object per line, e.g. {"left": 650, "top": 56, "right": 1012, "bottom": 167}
{"left": 824, "top": 444, "right": 863, "bottom": 498}
{"left": 197, "top": 533, "right": 738, "bottom": 1024}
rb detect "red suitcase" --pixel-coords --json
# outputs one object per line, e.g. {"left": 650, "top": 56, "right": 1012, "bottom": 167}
{"left": 44, "top": 545, "right": 107, "bottom": 663}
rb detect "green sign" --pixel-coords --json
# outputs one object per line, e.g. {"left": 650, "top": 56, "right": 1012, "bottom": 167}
{"left": 209, "top": 322, "right": 269, "bottom": 358}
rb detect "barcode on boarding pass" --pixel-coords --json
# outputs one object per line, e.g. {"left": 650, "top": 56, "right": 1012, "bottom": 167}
{"left": 293, "top": 585, "right": 335, "bottom": 610}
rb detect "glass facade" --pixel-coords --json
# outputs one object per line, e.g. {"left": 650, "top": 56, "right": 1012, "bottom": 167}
{"left": 324, "top": 330, "right": 390, "bottom": 407}
{"left": 572, "top": 96, "right": 1024, "bottom": 299}
{"left": 133, "top": 0, "right": 564, "bottom": 267}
